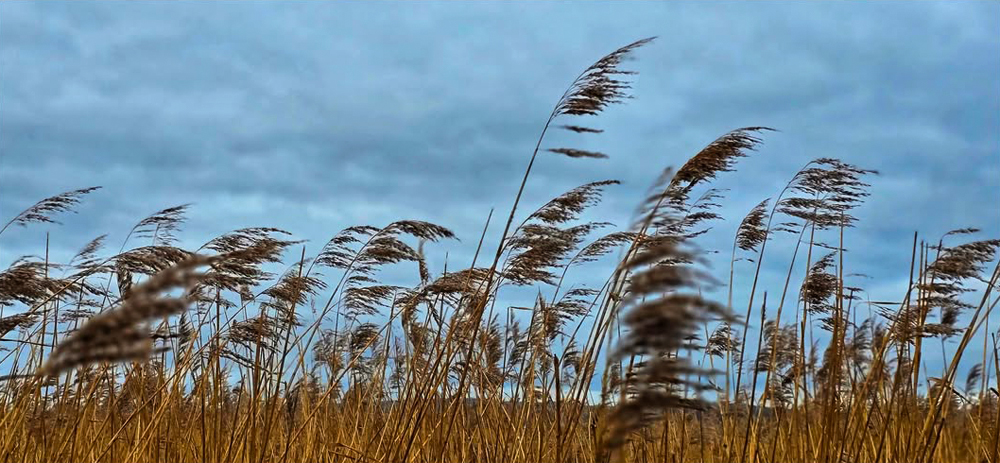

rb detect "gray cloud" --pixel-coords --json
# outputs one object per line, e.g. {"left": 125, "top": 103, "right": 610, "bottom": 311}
{"left": 2, "top": 1, "right": 998, "bottom": 376}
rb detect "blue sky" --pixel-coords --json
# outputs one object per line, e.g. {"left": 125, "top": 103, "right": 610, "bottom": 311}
{"left": 1, "top": 1, "right": 998, "bottom": 390}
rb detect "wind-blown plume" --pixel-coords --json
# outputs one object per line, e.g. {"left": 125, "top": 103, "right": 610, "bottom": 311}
{"left": 41, "top": 255, "right": 215, "bottom": 377}
{"left": 603, "top": 173, "right": 732, "bottom": 451}
{"left": 736, "top": 199, "right": 771, "bottom": 253}
{"left": 131, "top": 204, "right": 190, "bottom": 246}
{"left": 670, "top": 127, "right": 772, "bottom": 201}
{"left": 0, "top": 186, "right": 101, "bottom": 235}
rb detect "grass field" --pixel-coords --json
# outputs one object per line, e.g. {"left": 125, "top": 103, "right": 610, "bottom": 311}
{"left": 0, "top": 37, "right": 997, "bottom": 463}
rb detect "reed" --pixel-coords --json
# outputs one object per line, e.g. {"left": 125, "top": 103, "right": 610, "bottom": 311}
{"left": 0, "top": 38, "right": 996, "bottom": 463}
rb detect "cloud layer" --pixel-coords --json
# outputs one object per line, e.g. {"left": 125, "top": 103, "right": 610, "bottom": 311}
{"left": 2, "top": 1, "right": 998, "bottom": 379}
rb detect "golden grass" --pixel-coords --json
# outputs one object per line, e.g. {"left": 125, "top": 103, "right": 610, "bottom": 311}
{"left": 0, "top": 37, "right": 997, "bottom": 463}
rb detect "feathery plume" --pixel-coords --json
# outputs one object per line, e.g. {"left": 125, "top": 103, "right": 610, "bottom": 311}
{"left": 0, "top": 186, "right": 101, "bottom": 235}
{"left": 553, "top": 37, "right": 655, "bottom": 118}
{"left": 736, "top": 199, "right": 770, "bottom": 253}
{"left": 41, "top": 255, "right": 214, "bottom": 377}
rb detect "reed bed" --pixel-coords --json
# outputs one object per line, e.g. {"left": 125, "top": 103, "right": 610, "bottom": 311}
{"left": 0, "top": 37, "right": 997, "bottom": 463}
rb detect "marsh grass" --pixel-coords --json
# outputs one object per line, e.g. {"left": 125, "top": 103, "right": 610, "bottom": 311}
{"left": 0, "top": 37, "right": 997, "bottom": 463}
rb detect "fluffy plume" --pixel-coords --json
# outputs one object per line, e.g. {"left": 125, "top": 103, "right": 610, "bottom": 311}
{"left": 314, "top": 328, "right": 346, "bottom": 378}
{"left": 316, "top": 221, "right": 453, "bottom": 275}
{"left": 502, "top": 181, "right": 619, "bottom": 286}
{"left": 226, "top": 315, "right": 280, "bottom": 363}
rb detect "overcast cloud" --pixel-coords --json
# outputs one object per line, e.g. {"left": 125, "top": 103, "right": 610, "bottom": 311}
{"left": 2, "top": 1, "right": 998, "bottom": 381}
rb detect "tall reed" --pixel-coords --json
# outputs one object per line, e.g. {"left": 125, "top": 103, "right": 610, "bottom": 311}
{"left": 0, "top": 38, "right": 996, "bottom": 463}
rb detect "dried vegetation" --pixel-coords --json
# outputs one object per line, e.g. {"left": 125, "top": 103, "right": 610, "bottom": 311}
{"left": 0, "top": 37, "right": 997, "bottom": 463}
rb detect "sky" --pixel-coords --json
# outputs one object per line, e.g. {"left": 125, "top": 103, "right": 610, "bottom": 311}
{"left": 1, "top": 1, "right": 998, "bottom": 390}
